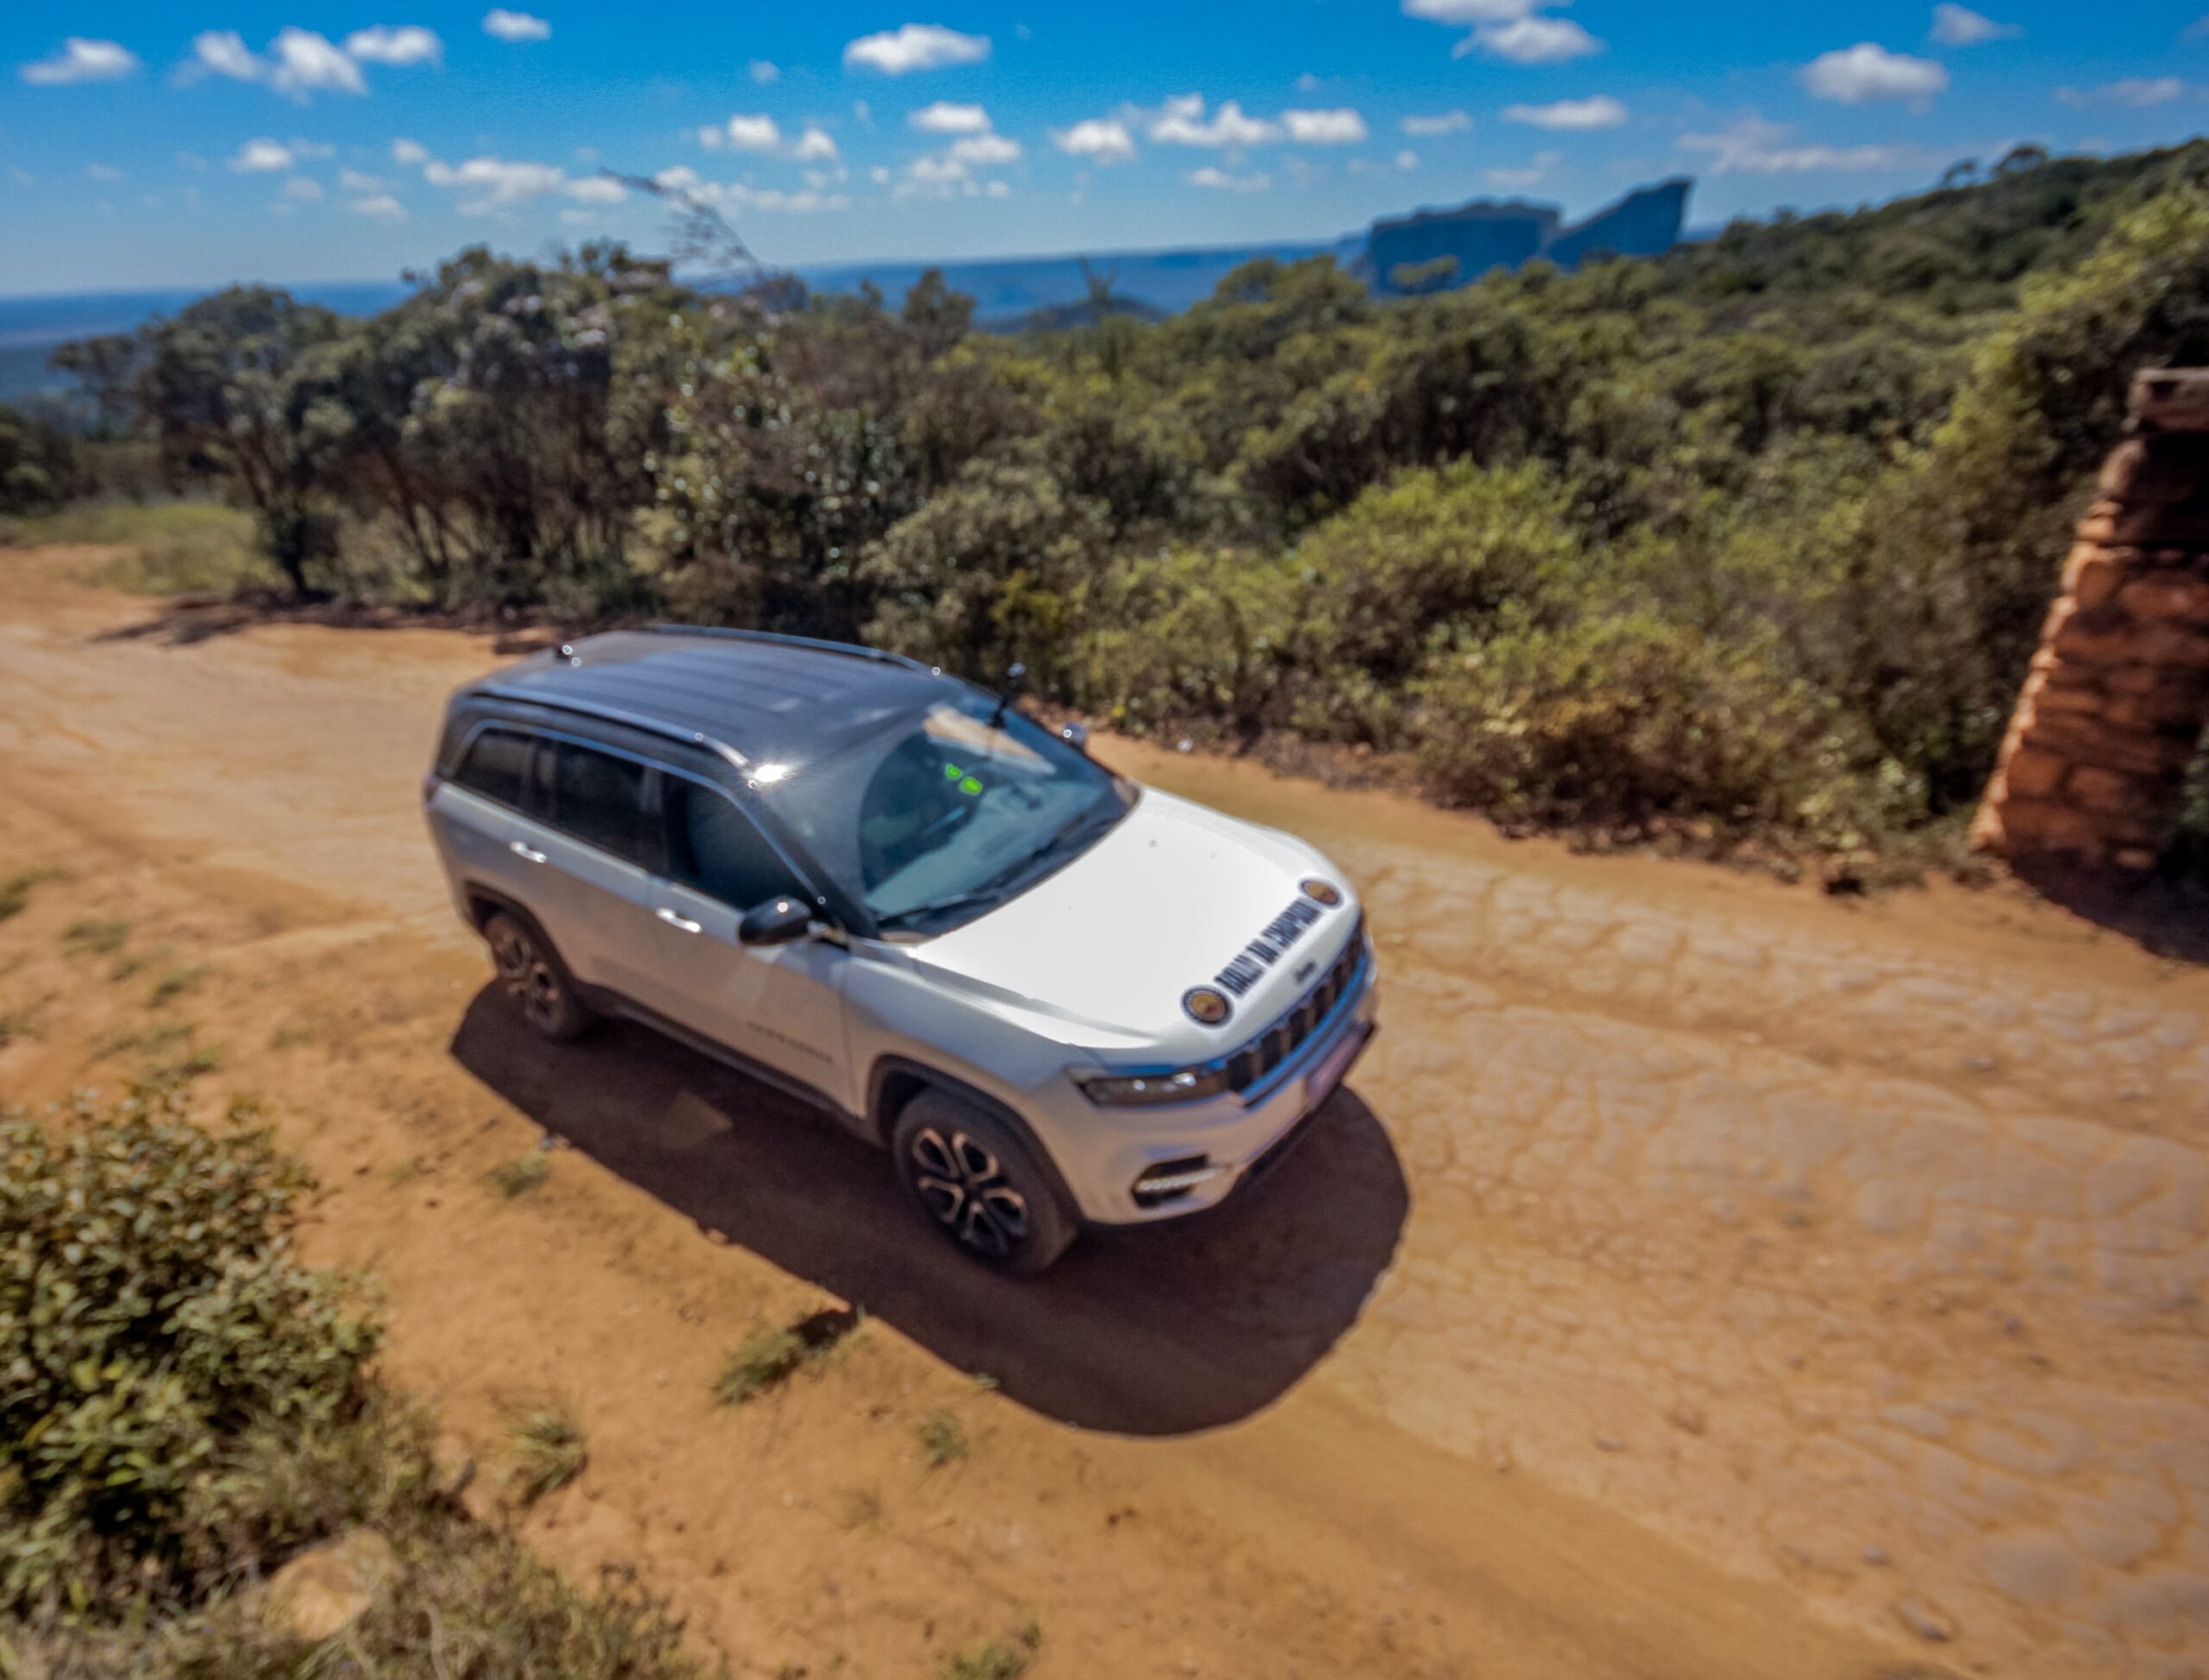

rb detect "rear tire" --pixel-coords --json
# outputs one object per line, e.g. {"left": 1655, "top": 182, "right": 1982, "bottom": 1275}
{"left": 483, "top": 910, "right": 591, "bottom": 1042}
{"left": 891, "top": 1091, "right": 1078, "bottom": 1274}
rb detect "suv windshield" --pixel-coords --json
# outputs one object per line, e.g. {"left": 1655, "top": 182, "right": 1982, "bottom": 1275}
{"left": 765, "top": 690, "right": 1132, "bottom": 934}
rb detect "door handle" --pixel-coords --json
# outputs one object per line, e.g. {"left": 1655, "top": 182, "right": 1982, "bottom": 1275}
{"left": 508, "top": 839, "right": 548, "bottom": 864}
{"left": 656, "top": 907, "right": 703, "bottom": 934}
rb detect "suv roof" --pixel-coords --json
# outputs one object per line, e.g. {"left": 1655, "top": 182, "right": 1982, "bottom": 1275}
{"left": 472, "top": 627, "right": 953, "bottom": 765}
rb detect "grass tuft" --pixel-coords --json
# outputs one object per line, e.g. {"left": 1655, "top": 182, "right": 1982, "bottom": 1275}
{"left": 147, "top": 964, "right": 211, "bottom": 1008}
{"left": 505, "top": 1400, "right": 588, "bottom": 1506}
{"left": 914, "top": 1408, "right": 969, "bottom": 1470}
{"left": 713, "top": 1308, "right": 862, "bottom": 1407}
{"left": 0, "top": 869, "right": 66, "bottom": 922}
{"left": 61, "top": 918, "right": 129, "bottom": 956}
{"left": 488, "top": 1152, "right": 551, "bottom": 1199}
{"left": 940, "top": 1620, "right": 1042, "bottom": 1680}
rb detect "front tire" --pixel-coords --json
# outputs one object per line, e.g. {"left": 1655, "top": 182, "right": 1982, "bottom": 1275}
{"left": 483, "top": 910, "right": 591, "bottom": 1042}
{"left": 892, "top": 1092, "right": 1077, "bottom": 1274}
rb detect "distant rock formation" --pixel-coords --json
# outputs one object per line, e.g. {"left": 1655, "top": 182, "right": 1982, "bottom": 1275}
{"left": 1357, "top": 179, "right": 1693, "bottom": 296}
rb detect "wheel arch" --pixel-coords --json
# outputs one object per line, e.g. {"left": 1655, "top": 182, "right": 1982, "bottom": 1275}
{"left": 866, "top": 1055, "right": 1083, "bottom": 1218}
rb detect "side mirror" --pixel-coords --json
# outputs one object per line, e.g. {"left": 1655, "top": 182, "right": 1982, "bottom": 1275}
{"left": 739, "top": 895, "right": 814, "bottom": 946}
{"left": 1057, "top": 721, "right": 1089, "bottom": 750}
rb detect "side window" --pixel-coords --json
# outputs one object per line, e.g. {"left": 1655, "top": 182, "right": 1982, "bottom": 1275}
{"left": 454, "top": 727, "right": 533, "bottom": 809}
{"left": 665, "top": 779, "right": 803, "bottom": 909}
{"left": 547, "top": 741, "right": 653, "bottom": 867}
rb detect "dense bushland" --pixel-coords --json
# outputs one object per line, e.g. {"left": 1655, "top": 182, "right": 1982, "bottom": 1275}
{"left": 23, "top": 140, "right": 2209, "bottom": 862}
{"left": 0, "top": 1080, "right": 709, "bottom": 1677}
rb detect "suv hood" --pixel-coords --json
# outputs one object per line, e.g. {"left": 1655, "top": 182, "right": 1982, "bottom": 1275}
{"left": 913, "top": 789, "right": 1360, "bottom": 1059}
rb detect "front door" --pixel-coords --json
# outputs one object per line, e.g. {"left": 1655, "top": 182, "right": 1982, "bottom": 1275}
{"left": 641, "top": 775, "right": 851, "bottom": 1105}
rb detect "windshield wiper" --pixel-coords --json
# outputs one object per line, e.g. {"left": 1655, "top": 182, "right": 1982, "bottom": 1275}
{"left": 875, "top": 802, "right": 1117, "bottom": 931}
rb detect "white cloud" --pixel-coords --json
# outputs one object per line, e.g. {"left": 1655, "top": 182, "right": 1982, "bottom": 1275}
{"left": 1803, "top": 42, "right": 1948, "bottom": 107}
{"left": 424, "top": 154, "right": 567, "bottom": 210}
{"left": 1149, "top": 95, "right": 1280, "bottom": 147}
{"left": 1188, "top": 165, "right": 1268, "bottom": 192}
{"left": 270, "top": 28, "right": 368, "bottom": 99}
{"left": 349, "top": 192, "right": 406, "bottom": 217}
{"left": 909, "top": 155, "right": 967, "bottom": 184}
{"left": 340, "top": 168, "right": 385, "bottom": 192}
{"left": 1463, "top": 16, "right": 1601, "bottom": 64}
{"left": 482, "top": 9, "right": 551, "bottom": 42}
{"left": 186, "top": 30, "right": 257, "bottom": 81}
{"left": 1502, "top": 95, "right": 1627, "bottom": 130}
{"left": 793, "top": 126, "right": 840, "bottom": 160}
{"left": 283, "top": 174, "right": 324, "bottom": 200}
{"left": 230, "top": 138, "right": 295, "bottom": 173}
{"left": 2055, "top": 78, "right": 2187, "bottom": 109}
{"left": 392, "top": 137, "right": 431, "bottom": 165}
{"left": 910, "top": 100, "right": 990, "bottom": 133}
{"left": 346, "top": 26, "right": 442, "bottom": 66}
{"left": 85, "top": 162, "right": 123, "bottom": 182}
{"left": 1051, "top": 116, "right": 1136, "bottom": 162}
{"left": 657, "top": 165, "right": 850, "bottom": 213}
{"left": 715, "top": 114, "right": 783, "bottom": 150}
{"left": 1283, "top": 107, "right": 1368, "bottom": 144}
{"left": 1483, "top": 148, "right": 1561, "bottom": 188}
{"left": 950, "top": 131, "right": 1021, "bottom": 164}
{"left": 289, "top": 137, "right": 336, "bottom": 160}
{"left": 1396, "top": 148, "right": 1419, "bottom": 170}
{"left": 565, "top": 174, "right": 624, "bottom": 202}
{"left": 749, "top": 59, "right": 779, "bottom": 85}
{"left": 1401, "top": 110, "right": 1471, "bottom": 136}
{"left": 844, "top": 24, "right": 990, "bottom": 76}
{"left": 1680, "top": 116, "right": 1916, "bottom": 175}
{"left": 1929, "top": 4, "right": 2018, "bottom": 46}
{"left": 22, "top": 37, "right": 139, "bottom": 85}
{"left": 1401, "top": 0, "right": 1542, "bottom": 21}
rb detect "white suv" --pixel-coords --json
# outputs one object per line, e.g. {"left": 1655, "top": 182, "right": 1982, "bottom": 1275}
{"left": 424, "top": 626, "right": 1377, "bottom": 1272}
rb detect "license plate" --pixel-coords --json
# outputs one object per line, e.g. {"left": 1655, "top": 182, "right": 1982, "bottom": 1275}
{"left": 1306, "top": 1021, "right": 1369, "bottom": 1109}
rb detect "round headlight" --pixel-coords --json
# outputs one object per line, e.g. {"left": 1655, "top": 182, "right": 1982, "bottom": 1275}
{"left": 1181, "top": 986, "right": 1233, "bottom": 1027}
{"left": 1300, "top": 878, "right": 1343, "bottom": 907}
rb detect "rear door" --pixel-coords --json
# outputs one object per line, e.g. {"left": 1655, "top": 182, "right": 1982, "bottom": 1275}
{"left": 519, "top": 737, "right": 664, "bottom": 1003}
{"left": 426, "top": 723, "right": 541, "bottom": 916}
{"left": 639, "top": 774, "right": 852, "bottom": 1105}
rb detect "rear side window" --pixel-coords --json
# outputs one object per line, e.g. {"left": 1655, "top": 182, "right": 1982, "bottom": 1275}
{"left": 454, "top": 727, "right": 533, "bottom": 809}
{"left": 548, "top": 741, "right": 653, "bottom": 867}
{"left": 665, "top": 779, "right": 803, "bottom": 909}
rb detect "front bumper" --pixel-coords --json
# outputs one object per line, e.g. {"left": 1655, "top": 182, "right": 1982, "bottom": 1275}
{"left": 1040, "top": 941, "right": 1381, "bottom": 1226}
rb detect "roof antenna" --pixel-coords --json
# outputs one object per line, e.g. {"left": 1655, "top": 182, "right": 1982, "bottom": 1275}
{"left": 989, "top": 662, "right": 1027, "bottom": 729}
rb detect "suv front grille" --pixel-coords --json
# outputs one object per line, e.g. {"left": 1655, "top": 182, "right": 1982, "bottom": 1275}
{"left": 1224, "top": 919, "right": 1366, "bottom": 1096}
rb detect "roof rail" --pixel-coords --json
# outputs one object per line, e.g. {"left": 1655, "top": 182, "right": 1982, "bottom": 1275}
{"left": 639, "top": 622, "right": 935, "bottom": 675}
{"left": 470, "top": 683, "right": 751, "bottom": 769}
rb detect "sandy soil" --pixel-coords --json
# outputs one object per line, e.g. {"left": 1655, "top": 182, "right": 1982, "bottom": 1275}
{"left": 3, "top": 544, "right": 2206, "bottom": 1679}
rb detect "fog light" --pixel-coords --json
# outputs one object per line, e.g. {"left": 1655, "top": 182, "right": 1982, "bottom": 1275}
{"left": 1131, "top": 1155, "right": 1224, "bottom": 1207}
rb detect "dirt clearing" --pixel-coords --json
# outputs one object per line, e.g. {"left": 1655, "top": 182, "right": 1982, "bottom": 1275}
{"left": 3, "top": 545, "right": 2206, "bottom": 1678}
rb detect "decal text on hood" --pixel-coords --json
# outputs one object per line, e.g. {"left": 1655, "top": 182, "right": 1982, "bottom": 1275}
{"left": 1210, "top": 896, "right": 1325, "bottom": 998}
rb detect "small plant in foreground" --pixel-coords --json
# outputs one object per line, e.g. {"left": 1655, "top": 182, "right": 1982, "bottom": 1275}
{"left": 834, "top": 1484, "right": 884, "bottom": 1531}
{"left": 488, "top": 1151, "right": 551, "bottom": 1198}
{"left": 506, "top": 1401, "right": 588, "bottom": 1505}
{"left": 61, "top": 917, "right": 129, "bottom": 956}
{"left": 0, "top": 868, "right": 65, "bottom": 922}
{"left": 941, "top": 1619, "right": 1042, "bottom": 1680}
{"left": 714, "top": 1307, "right": 862, "bottom": 1406}
{"left": 914, "top": 1408, "right": 969, "bottom": 1469}
{"left": 147, "top": 964, "right": 210, "bottom": 1007}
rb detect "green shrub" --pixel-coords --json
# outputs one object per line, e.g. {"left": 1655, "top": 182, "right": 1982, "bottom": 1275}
{"left": 913, "top": 1409, "right": 968, "bottom": 1469}
{"left": 506, "top": 1401, "right": 588, "bottom": 1505}
{"left": 0, "top": 1082, "right": 379, "bottom": 1617}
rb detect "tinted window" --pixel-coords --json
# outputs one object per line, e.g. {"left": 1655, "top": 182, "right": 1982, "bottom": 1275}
{"left": 548, "top": 741, "right": 652, "bottom": 866}
{"left": 454, "top": 727, "right": 532, "bottom": 809}
{"left": 665, "top": 780, "right": 803, "bottom": 909}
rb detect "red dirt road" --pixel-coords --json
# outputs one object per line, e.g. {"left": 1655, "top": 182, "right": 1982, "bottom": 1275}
{"left": 3, "top": 547, "right": 2206, "bottom": 1678}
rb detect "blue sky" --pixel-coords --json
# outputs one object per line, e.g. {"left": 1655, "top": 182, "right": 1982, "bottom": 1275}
{"left": 3, "top": 3, "right": 2208, "bottom": 295}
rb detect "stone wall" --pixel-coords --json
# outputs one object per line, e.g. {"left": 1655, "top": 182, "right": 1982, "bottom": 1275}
{"left": 1972, "top": 370, "right": 2209, "bottom": 869}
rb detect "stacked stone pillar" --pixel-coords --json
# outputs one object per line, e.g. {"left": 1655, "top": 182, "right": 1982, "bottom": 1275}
{"left": 1973, "top": 370, "right": 2209, "bottom": 870}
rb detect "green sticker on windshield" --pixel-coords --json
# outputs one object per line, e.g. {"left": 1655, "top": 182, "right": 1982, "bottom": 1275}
{"left": 960, "top": 775, "right": 983, "bottom": 795}
{"left": 940, "top": 761, "right": 985, "bottom": 796}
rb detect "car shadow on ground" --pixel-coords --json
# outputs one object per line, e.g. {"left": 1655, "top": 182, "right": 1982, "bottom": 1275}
{"left": 448, "top": 986, "right": 1408, "bottom": 1436}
